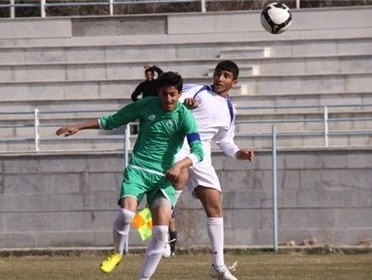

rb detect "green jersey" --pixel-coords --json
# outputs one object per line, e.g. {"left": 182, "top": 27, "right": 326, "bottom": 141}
{"left": 100, "top": 97, "right": 203, "bottom": 174}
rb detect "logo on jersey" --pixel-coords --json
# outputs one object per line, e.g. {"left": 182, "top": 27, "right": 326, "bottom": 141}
{"left": 167, "top": 119, "right": 175, "bottom": 127}
{"left": 148, "top": 114, "right": 156, "bottom": 121}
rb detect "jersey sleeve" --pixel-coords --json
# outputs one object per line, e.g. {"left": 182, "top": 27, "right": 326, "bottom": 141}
{"left": 181, "top": 84, "right": 206, "bottom": 102}
{"left": 182, "top": 108, "right": 204, "bottom": 164}
{"left": 213, "top": 115, "right": 240, "bottom": 158}
{"left": 99, "top": 98, "right": 151, "bottom": 130}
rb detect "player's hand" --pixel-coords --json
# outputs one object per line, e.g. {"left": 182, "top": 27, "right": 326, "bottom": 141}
{"left": 183, "top": 98, "right": 198, "bottom": 109}
{"left": 144, "top": 64, "right": 155, "bottom": 69}
{"left": 235, "top": 149, "right": 255, "bottom": 161}
{"left": 166, "top": 165, "right": 182, "bottom": 184}
{"left": 55, "top": 126, "right": 79, "bottom": 137}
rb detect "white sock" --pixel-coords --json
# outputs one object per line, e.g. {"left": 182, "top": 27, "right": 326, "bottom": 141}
{"left": 174, "top": 190, "right": 183, "bottom": 205}
{"left": 113, "top": 208, "right": 135, "bottom": 255}
{"left": 207, "top": 217, "right": 224, "bottom": 267}
{"left": 139, "top": 225, "right": 168, "bottom": 280}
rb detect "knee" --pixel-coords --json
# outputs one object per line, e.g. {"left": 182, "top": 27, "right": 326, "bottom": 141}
{"left": 116, "top": 208, "right": 136, "bottom": 224}
{"left": 205, "top": 202, "right": 223, "bottom": 217}
{"left": 152, "top": 225, "right": 168, "bottom": 242}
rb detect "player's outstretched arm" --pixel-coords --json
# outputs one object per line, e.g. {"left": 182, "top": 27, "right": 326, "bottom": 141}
{"left": 55, "top": 120, "right": 100, "bottom": 137}
{"left": 235, "top": 149, "right": 255, "bottom": 161}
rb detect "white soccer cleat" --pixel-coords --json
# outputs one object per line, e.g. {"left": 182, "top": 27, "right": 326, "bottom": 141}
{"left": 209, "top": 262, "right": 238, "bottom": 280}
{"left": 162, "top": 242, "right": 172, "bottom": 258}
{"left": 162, "top": 238, "right": 176, "bottom": 258}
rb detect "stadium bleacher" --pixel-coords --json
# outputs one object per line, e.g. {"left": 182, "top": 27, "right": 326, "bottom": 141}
{"left": 1, "top": 7, "right": 372, "bottom": 151}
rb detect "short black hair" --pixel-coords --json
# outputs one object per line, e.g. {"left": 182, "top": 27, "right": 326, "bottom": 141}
{"left": 215, "top": 60, "right": 239, "bottom": 80}
{"left": 145, "top": 68, "right": 155, "bottom": 75}
{"left": 156, "top": 71, "right": 183, "bottom": 92}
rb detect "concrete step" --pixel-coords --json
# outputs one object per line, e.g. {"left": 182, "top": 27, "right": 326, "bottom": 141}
{"left": 2, "top": 129, "right": 372, "bottom": 152}
{"left": 1, "top": 53, "right": 371, "bottom": 82}
{"left": 233, "top": 130, "right": 372, "bottom": 149}
{"left": 0, "top": 137, "right": 128, "bottom": 152}
{"left": 230, "top": 91, "right": 372, "bottom": 107}
{"left": 0, "top": 58, "right": 258, "bottom": 82}
{"left": 234, "top": 108, "right": 372, "bottom": 134}
{"left": 207, "top": 65, "right": 260, "bottom": 77}
{"left": 235, "top": 119, "right": 372, "bottom": 134}
{"left": 238, "top": 72, "right": 372, "bottom": 94}
{"left": 2, "top": 107, "right": 371, "bottom": 142}
{"left": 0, "top": 97, "right": 130, "bottom": 112}
{"left": 0, "top": 42, "right": 234, "bottom": 64}
{"left": 230, "top": 54, "right": 372, "bottom": 76}
{"left": 219, "top": 47, "right": 272, "bottom": 59}
{"left": 1, "top": 36, "right": 372, "bottom": 64}
{"left": 1, "top": 88, "right": 370, "bottom": 113}
{"left": 1, "top": 72, "right": 371, "bottom": 100}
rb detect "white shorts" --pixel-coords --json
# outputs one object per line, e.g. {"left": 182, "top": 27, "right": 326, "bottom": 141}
{"left": 175, "top": 143, "right": 221, "bottom": 198}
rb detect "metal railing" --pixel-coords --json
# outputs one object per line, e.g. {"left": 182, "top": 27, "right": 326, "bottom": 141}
{"left": 3, "top": 0, "right": 206, "bottom": 17}
{"left": 1, "top": 103, "right": 371, "bottom": 153}
{"left": 235, "top": 104, "right": 372, "bottom": 147}
{"left": 0, "top": 0, "right": 304, "bottom": 18}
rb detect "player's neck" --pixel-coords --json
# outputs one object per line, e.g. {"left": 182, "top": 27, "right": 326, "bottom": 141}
{"left": 211, "top": 85, "right": 229, "bottom": 98}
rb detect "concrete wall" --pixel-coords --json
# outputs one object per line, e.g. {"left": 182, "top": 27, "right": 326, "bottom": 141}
{"left": 1, "top": 148, "right": 371, "bottom": 249}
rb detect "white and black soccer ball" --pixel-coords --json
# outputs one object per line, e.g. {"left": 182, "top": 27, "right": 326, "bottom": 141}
{"left": 260, "top": 2, "right": 292, "bottom": 34}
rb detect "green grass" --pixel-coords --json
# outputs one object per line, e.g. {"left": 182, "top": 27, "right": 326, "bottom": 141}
{"left": 0, "top": 252, "right": 371, "bottom": 280}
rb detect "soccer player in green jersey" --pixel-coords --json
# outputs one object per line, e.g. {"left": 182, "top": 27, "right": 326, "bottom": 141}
{"left": 56, "top": 72, "right": 204, "bottom": 280}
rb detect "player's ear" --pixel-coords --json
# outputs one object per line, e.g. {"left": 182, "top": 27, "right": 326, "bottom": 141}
{"left": 232, "top": 79, "right": 238, "bottom": 87}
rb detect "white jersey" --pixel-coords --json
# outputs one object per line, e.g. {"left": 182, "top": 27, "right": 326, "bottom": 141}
{"left": 180, "top": 84, "right": 239, "bottom": 159}
{"left": 175, "top": 84, "right": 240, "bottom": 194}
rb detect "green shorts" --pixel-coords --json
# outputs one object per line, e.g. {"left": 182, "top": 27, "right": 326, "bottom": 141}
{"left": 120, "top": 165, "right": 176, "bottom": 207}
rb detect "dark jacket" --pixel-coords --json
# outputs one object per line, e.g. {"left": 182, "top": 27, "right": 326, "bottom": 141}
{"left": 131, "top": 66, "right": 163, "bottom": 102}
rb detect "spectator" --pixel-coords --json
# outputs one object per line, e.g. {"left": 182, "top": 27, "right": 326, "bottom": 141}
{"left": 130, "top": 65, "right": 164, "bottom": 134}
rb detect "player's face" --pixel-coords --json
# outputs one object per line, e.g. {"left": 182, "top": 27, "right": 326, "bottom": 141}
{"left": 158, "top": 86, "right": 181, "bottom": 111}
{"left": 212, "top": 69, "right": 238, "bottom": 97}
{"left": 145, "top": 71, "right": 155, "bottom": 81}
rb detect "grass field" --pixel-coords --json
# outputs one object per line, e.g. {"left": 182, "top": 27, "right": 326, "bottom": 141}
{"left": 0, "top": 252, "right": 371, "bottom": 280}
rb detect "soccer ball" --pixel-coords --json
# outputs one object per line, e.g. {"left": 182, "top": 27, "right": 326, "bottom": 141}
{"left": 260, "top": 2, "right": 292, "bottom": 34}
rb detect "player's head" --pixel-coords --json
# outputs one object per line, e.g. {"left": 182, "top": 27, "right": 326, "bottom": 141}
{"left": 157, "top": 72, "right": 183, "bottom": 112}
{"left": 215, "top": 60, "right": 239, "bottom": 80}
{"left": 144, "top": 67, "right": 155, "bottom": 81}
{"left": 212, "top": 60, "right": 239, "bottom": 96}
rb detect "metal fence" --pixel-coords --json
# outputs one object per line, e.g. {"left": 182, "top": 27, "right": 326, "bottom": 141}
{"left": 1, "top": 103, "right": 372, "bottom": 152}
{"left": 0, "top": 0, "right": 354, "bottom": 18}
{"left": 1, "top": 126, "right": 371, "bottom": 250}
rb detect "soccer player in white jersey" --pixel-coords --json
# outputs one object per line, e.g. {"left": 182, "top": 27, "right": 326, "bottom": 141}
{"left": 56, "top": 72, "right": 204, "bottom": 280}
{"left": 175, "top": 60, "right": 255, "bottom": 280}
